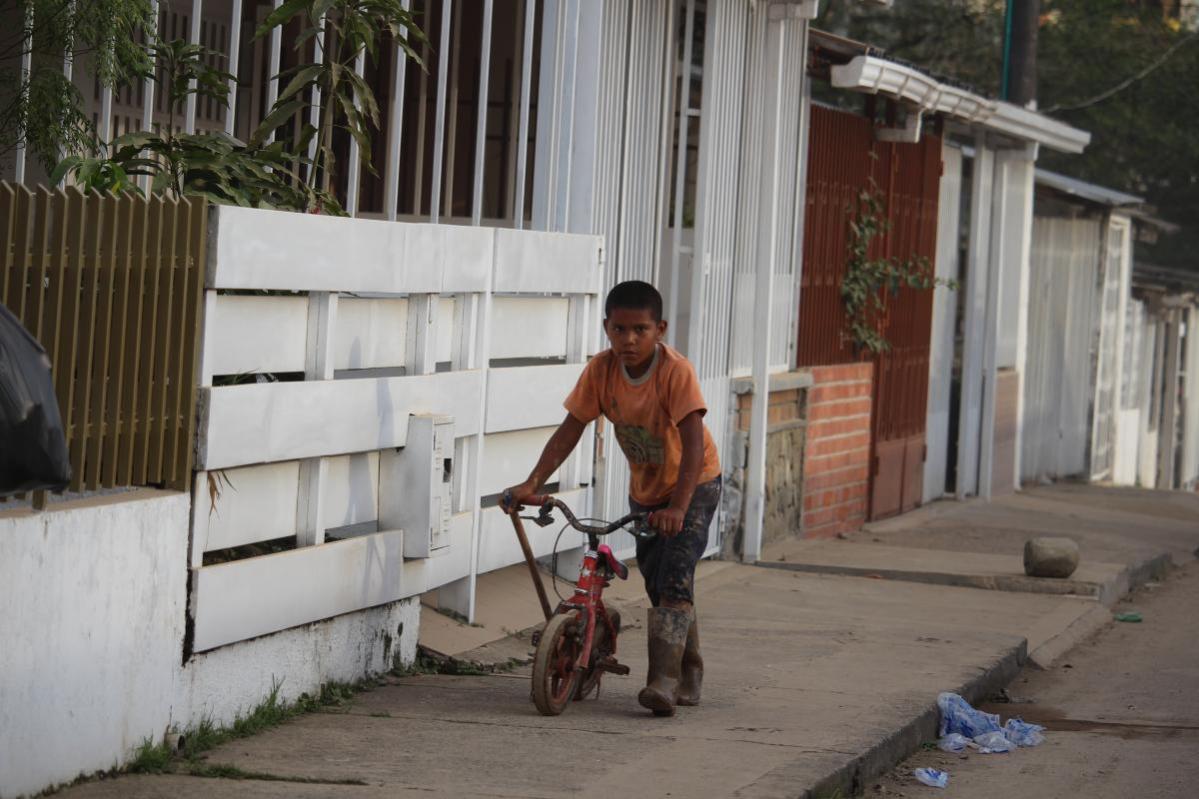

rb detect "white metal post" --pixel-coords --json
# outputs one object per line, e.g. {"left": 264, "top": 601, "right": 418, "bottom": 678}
{"left": 384, "top": 0, "right": 412, "bottom": 220}
{"left": 956, "top": 136, "right": 994, "bottom": 500}
{"left": 57, "top": 2, "right": 77, "bottom": 180}
{"left": 743, "top": 8, "right": 789, "bottom": 564}
{"left": 443, "top": 0, "right": 465, "bottom": 216}
{"left": 666, "top": 0, "right": 697, "bottom": 346}
{"left": 264, "top": 0, "right": 283, "bottom": 143}
{"left": 430, "top": 0, "right": 453, "bottom": 222}
{"left": 470, "top": 0, "right": 494, "bottom": 225}
{"left": 307, "top": 13, "right": 326, "bottom": 178}
{"left": 464, "top": 239, "right": 497, "bottom": 623}
{"left": 650, "top": 0, "right": 677, "bottom": 279}
{"left": 531, "top": 0, "right": 562, "bottom": 231}
{"left": 14, "top": 5, "right": 33, "bottom": 182}
{"left": 345, "top": 51, "right": 365, "bottom": 216}
{"left": 224, "top": 0, "right": 243, "bottom": 136}
{"left": 551, "top": 0, "right": 580, "bottom": 232}
{"left": 978, "top": 152, "right": 1009, "bottom": 501}
{"left": 785, "top": 50, "right": 813, "bottom": 367}
{"left": 513, "top": 0, "right": 536, "bottom": 228}
{"left": 139, "top": 0, "right": 161, "bottom": 192}
{"left": 1010, "top": 142, "right": 1037, "bottom": 491}
{"left": 185, "top": 0, "right": 203, "bottom": 133}
{"left": 1158, "top": 309, "right": 1182, "bottom": 489}
{"left": 566, "top": 0, "right": 602, "bottom": 235}
{"left": 1105, "top": 217, "right": 1133, "bottom": 482}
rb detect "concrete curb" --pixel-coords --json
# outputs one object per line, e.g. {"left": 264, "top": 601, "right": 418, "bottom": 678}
{"left": 735, "top": 639, "right": 1027, "bottom": 798}
{"left": 755, "top": 551, "right": 1175, "bottom": 608}
{"left": 755, "top": 559, "right": 1105, "bottom": 599}
{"left": 1027, "top": 603, "right": 1112, "bottom": 669}
{"left": 1100, "top": 553, "right": 1173, "bottom": 606}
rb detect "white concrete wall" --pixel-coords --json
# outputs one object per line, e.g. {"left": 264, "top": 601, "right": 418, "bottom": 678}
{"left": 0, "top": 491, "right": 189, "bottom": 798}
{"left": 0, "top": 492, "right": 420, "bottom": 798}
{"left": 177, "top": 597, "right": 420, "bottom": 733}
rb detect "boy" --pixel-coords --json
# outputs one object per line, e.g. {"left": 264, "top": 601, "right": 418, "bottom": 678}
{"left": 502, "top": 281, "right": 722, "bottom": 717}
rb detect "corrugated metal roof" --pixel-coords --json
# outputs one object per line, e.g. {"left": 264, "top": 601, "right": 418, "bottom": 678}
{"left": 1035, "top": 169, "right": 1144, "bottom": 207}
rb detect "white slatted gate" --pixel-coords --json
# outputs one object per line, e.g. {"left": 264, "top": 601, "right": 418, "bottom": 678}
{"left": 190, "top": 206, "right": 602, "bottom": 649}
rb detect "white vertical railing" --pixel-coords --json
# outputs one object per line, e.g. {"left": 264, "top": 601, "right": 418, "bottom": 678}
{"left": 345, "top": 52, "right": 366, "bottom": 215}
{"left": 184, "top": 0, "right": 203, "bottom": 133}
{"left": 513, "top": 0, "right": 537, "bottom": 228}
{"left": 306, "top": 13, "right": 326, "bottom": 180}
{"left": 14, "top": 5, "right": 33, "bottom": 182}
{"left": 264, "top": 0, "right": 283, "bottom": 143}
{"left": 666, "top": 0, "right": 697, "bottom": 343}
{"left": 430, "top": 0, "right": 452, "bottom": 222}
{"left": 471, "top": 0, "right": 494, "bottom": 225}
{"left": 224, "top": 0, "right": 243, "bottom": 136}
{"left": 742, "top": 8, "right": 787, "bottom": 565}
{"left": 384, "top": 0, "right": 412, "bottom": 220}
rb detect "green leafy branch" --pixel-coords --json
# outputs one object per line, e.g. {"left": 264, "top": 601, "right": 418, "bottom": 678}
{"left": 841, "top": 183, "right": 954, "bottom": 354}
{"left": 252, "top": 0, "right": 426, "bottom": 197}
{"left": 53, "top": 38, "right": 335, "bottom": 212}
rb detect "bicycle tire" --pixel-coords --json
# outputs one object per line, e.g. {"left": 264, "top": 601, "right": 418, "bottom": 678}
{"left": 532, "top": 611, "right": 583, "bottom": 716}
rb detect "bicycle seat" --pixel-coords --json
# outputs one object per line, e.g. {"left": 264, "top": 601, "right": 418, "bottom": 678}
{"left": 596, "top": 544, "right": 628, "bottom": 581}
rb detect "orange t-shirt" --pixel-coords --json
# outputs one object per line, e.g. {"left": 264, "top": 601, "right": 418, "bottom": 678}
{"left": 564, "top": 344, "right": 721, "bottom": 506}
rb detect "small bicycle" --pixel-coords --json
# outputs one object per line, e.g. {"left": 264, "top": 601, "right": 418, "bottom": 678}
{"left": 502, "top": 492, "right": 653, "bottom": 716}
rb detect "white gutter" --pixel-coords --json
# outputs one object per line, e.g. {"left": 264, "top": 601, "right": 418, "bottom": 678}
{"left": 830, "top": 55, "right": 1091, "bottom": 153}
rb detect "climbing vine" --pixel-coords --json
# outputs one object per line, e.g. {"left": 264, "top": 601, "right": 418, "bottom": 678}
{"left": 841, "top": 183, "right": 952, "bottom": 354}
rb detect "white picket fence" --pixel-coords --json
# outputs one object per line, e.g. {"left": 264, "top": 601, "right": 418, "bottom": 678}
{"left": 188, "top": 207, "right": 603, "bottom": 652}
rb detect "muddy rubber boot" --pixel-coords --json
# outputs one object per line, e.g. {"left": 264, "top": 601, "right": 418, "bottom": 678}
{"left": 676, "top": 619, "right": 703, "bottom": 706}
{"left": 638, "top": 607, "right": 691, "bottom": 717}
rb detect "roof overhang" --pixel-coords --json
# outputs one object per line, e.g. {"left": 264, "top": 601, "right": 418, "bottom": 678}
{"left": 1035, "top": 169, "right": 1143, "bottom": 207}
{"left": 829, "top": 55, "right": 1091, "bottom": 153}
{"left": 1133, "top": 262, "right": 1199, "bottom": 298}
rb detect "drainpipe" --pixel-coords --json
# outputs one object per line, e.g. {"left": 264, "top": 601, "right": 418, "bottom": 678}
{"left": 743, "top": 1, "right": 815, "bottom": 563}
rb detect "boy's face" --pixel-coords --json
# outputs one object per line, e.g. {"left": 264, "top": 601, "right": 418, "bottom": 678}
{"left": 604, "top": 307, "right": 667, "bottom": 370}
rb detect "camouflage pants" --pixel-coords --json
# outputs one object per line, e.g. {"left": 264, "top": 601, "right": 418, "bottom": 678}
{"left": 630, "top": 477, "right": 722, "bottom": 606}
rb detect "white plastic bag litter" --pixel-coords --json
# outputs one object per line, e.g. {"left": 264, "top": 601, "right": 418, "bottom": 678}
{"left": 937, "top": 733, "right": 972, "bottom": 753}
{"left": 914, "top": 767, "right": 949, "bottom": 788}
{"left": 973, "top": 730, "right": 1016, "bottom": 753}
{"left": 937, "top": 692, "right": 1003, "bottom": 738}
{"left": 1004, "top": 718, "right": 1046, "bottom": 747}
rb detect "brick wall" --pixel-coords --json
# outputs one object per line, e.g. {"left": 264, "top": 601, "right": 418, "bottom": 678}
{"left": 802, "top": 363, "right": 874, "bottom": 538}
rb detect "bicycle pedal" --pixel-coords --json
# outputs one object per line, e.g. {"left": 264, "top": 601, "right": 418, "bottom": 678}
{"left": 595, "top": 657, "right": 630, "bottom": 676}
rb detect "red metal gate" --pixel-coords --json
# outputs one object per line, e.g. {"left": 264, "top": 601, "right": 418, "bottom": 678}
{"left": 798, "top": 106, "right": 941, "bottom": 520}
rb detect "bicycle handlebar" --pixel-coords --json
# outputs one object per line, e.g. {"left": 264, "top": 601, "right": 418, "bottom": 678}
{"left": 504, "top": 491, "right": 652, "bottom": 538}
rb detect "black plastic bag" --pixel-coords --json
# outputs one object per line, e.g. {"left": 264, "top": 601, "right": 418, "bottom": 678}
{"left": 0, "top": 302, "right": 71, "bottom": 494}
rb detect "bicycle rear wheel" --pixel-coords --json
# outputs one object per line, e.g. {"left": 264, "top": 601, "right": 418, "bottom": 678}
{"left": 532, "top": 611, "right": 583, "bottom": 716}
{"left": 575, "top": 608, "right": 621, "bottom": 700}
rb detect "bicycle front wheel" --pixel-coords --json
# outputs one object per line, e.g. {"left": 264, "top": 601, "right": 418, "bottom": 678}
{"left": 532, "top": 610, "right": 583, "bottom": 716}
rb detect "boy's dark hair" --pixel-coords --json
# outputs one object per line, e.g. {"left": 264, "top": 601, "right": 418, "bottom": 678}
{"left": 604, "top": 280, "right": 663, "bottom": 321}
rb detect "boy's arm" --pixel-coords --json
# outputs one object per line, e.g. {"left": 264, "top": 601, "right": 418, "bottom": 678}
{"left": 500, "top": 413, "right": 587, "bottom": 511}
{"left": 651, "top": 410, "right": 705, "bottom": 536}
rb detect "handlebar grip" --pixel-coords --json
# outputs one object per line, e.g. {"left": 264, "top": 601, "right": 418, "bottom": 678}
{"left": 525, "top": 494, "right": 551, "bottom": 506}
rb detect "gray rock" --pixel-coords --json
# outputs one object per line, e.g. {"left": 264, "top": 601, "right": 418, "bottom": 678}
{"left": 1024, "top": 537, "right": 1080, "bottom": 578}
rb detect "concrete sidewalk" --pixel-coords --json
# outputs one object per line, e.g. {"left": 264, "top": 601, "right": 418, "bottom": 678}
{"left": 57, "top": 485, "right": 1199, "bottom": 798}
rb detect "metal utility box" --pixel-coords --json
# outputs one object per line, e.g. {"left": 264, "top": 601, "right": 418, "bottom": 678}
{"left": 380, "top": 414, "right": 455, "bottom": 558}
